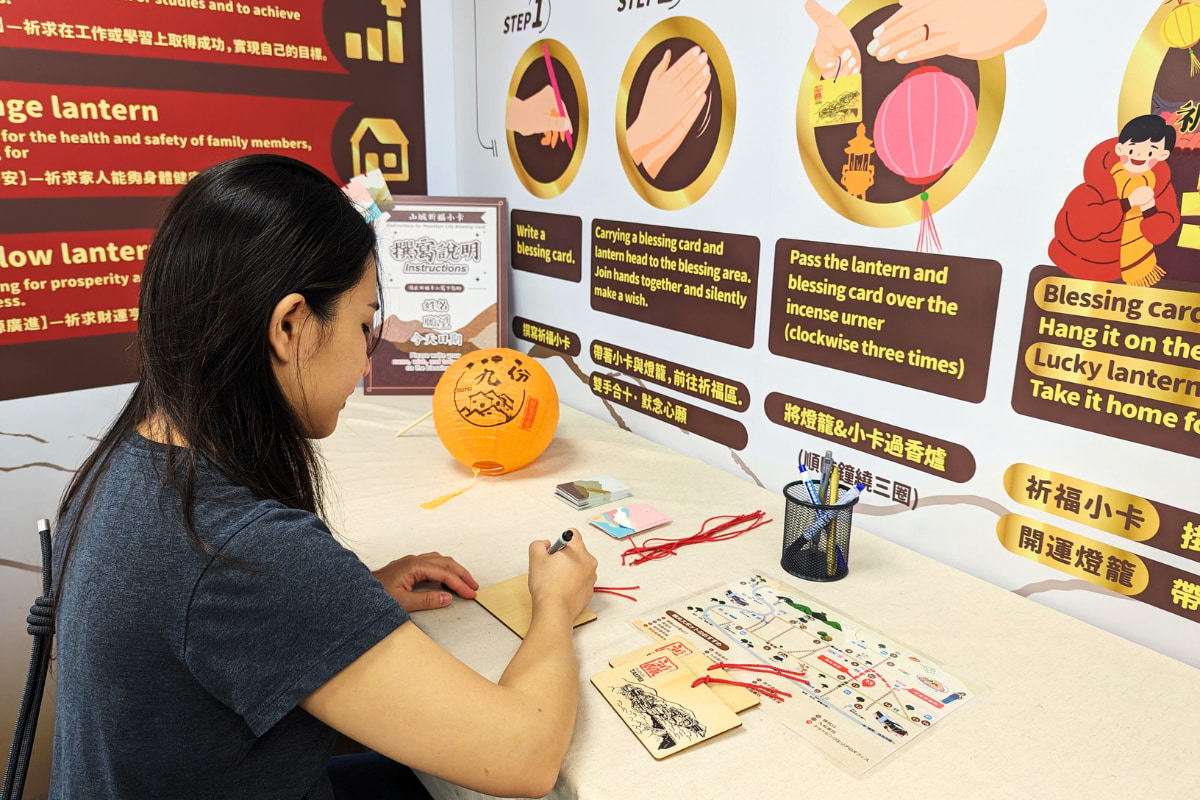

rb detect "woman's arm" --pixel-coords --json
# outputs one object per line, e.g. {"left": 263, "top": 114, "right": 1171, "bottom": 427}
{"left": 300, "top": 535, "right": 597, "bottom": 798}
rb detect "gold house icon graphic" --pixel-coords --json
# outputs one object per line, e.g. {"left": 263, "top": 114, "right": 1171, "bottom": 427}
{"left": 350, "top": 118, "right": 410, "bottom": 183}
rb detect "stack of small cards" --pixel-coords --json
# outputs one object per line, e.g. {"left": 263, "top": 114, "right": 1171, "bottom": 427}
{"left": 591, "top": 638, "right": 758, "bottom": 759}
{"left": 555, "top": 475, "right": 631, "bottom": 510}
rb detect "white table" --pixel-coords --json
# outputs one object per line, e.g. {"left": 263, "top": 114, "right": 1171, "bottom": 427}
{"left": 322, "top": 391, "right": 1200, "bottom": 799}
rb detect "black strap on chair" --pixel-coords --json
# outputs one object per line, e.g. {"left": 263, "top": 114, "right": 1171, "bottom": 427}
{"left": 2, "top": 519, "right": 53, "bottom": 800}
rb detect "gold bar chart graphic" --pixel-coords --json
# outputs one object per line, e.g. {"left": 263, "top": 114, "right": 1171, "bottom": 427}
{"left": 345, "top": 32, "right": 362, "bottom": 60}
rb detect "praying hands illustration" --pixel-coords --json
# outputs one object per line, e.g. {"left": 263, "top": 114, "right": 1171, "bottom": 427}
{"left": 625, "top": 45, "right": 711, "bottom": 180}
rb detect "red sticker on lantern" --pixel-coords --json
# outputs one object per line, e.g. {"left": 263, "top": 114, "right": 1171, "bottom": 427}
{"left": 520, "top": 397, "right": 540, "bottom": 430}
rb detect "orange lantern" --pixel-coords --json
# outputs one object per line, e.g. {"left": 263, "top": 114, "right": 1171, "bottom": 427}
{"left": 432, "top": 348, "right": 559, "bottom": 475}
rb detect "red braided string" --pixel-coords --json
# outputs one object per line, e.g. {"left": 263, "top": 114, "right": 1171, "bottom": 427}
{"left": 619, "top": 511, "right": 772, "bottom": 566}
{"left": 709, "top": 662, "right": 810, "bottom": 685}
{"left": 593, "top": 585, "right": 640, "bottom": 601}
{"left": 690, "top": 674, "right": 791, "bottom": 701}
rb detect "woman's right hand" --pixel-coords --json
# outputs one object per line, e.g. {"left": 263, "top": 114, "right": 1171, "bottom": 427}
{"left": 527, "top": 529, "right": 597, "bottom": 621}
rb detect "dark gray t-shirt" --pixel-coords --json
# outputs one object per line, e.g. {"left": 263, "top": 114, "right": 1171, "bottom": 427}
{"left": 51, "top": 433, "right": 410, "bottom": 799}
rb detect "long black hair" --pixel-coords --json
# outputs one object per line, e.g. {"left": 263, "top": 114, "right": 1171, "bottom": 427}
{"left": 57, "top": 154, "right": 379, "bottom": 568}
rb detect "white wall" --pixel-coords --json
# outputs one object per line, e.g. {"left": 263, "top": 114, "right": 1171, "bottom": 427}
{"left": 448, "top": 0, "right": 1200, "bottom": 667}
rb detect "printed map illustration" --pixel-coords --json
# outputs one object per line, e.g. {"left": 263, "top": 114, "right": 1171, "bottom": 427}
{"left": 637, "top": 572, "right": 979, "bottom": 772}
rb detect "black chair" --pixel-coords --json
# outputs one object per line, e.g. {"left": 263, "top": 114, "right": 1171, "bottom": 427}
{"left": 2, "top": 519, "right": 53, "bottom": 800}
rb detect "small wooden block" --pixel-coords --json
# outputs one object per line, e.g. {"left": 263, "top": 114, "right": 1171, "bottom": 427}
{"left": 610, "top": 638, "right": 759, "bottom": 713}
{"left": 592, "top": 651, "right": 741, "bottom": 759}
{"left": 475, "top": 574, "right": 596, "bottom": 638}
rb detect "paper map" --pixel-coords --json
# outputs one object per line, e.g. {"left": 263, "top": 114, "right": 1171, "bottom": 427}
{"left": 636, "top": 572, "right": 979, "bottom": 773}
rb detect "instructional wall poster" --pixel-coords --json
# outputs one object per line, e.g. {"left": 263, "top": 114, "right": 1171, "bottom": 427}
{"left": 0, "top": 0, "right": 427, "bottom": 400}
{"left": 453, "top": 0, "right": 1200, "bottom": 668}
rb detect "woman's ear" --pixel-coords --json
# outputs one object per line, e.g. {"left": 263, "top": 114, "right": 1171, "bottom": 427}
{"left": 268, "top": 292, "right": 309, "bottom": 365}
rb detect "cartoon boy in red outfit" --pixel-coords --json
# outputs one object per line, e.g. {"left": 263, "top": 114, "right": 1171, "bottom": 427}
{"left": 1048, "top": 114, "right": 1180, "bottom": 287}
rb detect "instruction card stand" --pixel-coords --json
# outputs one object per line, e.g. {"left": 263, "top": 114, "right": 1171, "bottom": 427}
{"left": 365, "top": 196, "right": 507, "bottom": 395}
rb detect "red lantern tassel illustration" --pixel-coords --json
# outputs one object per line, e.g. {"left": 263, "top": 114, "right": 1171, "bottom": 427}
{"left": 916, "top": 190, "right": 942, "bottom": 253}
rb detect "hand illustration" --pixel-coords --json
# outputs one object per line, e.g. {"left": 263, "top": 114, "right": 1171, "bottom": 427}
{"left": 805, "top": 0, "right": 860, "bottom": 79}
{"left": 505, "top": 85, "right": 573, "bottom": 138}
{"left": 540, "top": 108, "right": 565, "bottom": 148}
{"left": 866, "top": 0, "right": 1046, "bottom": 63}
{"left": 625, "top": 46, "right": 711, "bottom": 180}
{"left": 1129, "top": 185, "right": 1155, "bottom": 211}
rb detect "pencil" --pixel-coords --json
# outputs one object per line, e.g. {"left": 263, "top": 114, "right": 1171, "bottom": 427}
{"left": 542, "top": 42, "right": 574, "bottom": 150}
{"left": 826, "top": 466, "right": 839, "bottom": 577}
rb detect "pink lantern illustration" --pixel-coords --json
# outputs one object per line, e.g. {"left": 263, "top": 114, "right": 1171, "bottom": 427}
{"left": 872, "top": 65, "right": 978, "bottom": 252}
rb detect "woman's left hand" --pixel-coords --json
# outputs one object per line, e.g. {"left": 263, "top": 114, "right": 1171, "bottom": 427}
{"left": 372, "top": 552, "right": 479, "bottom": 612}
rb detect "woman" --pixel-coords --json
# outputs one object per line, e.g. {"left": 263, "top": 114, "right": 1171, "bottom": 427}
{"left": 51, "top": 154, "right": 596, "bottom": 799}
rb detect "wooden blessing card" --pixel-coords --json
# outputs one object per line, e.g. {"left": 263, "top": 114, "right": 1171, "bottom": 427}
{"left": 591, "top": 650, "right": 741, "bottom": 759}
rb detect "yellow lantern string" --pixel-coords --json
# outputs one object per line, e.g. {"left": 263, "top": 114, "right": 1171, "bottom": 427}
{"left": 420, "top": 467, "right": 481, "bottom": 510}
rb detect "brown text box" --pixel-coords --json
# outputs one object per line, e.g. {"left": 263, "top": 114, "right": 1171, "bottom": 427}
{"left": 513, "top": 316, "right": 581, "bottom": 356}
{"left": 766, "top": 392, "right": 976, "bottom": 482}
{"left": 592, "top": 339, "right": 748, "bottom": 412}
{"left": 590, "top": 219, "right": 758, "bottom": 348}
{"left": 768, "top": 239, "right": 1001, "bottom": 402}
{"left": 590, "top": 373, "right": 747, "bottom": 450}
{"left": 1011, "top": 265, "right": 1200, "bottom": 458}
{"left": 511, "top": 210, "right": 582, "bottom": 282}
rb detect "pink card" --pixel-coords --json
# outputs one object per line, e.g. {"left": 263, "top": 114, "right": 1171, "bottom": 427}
{"left": 587, "top": 503, "right": 671, "bottom": 539}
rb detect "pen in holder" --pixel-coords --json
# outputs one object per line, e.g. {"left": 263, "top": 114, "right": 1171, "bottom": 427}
{"left": 780, "top": 478, "right": 860, "bottom": 582}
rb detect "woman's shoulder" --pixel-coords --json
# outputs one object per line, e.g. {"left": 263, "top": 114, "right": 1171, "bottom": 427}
{"left": 84, "top": 432, "right": 321, "bottom": 552}
{"left": 201, "top": 498, "right": 332, "bottom": 556}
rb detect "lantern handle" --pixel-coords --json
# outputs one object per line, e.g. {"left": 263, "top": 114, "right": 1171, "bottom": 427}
{"left": 396, "top": 409, "right": 434, "bottom": 437}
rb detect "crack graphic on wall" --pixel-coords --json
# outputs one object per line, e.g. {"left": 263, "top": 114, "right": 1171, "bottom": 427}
{"left": 0, "top": 431, "right": 49, "bottom": 443}
{"left": 1012, "top": 578, "right": 1133, "bottom": 601}
{"left": 0, "top": 462, "right": 72, "bottom": 473}
{"left": 851, "top": 493, "right": 1131, "bottom": 600}
{"left": 852, "top": 494, "right": 1010, "bottom": 518}
{"left": 729, "top": 450, "right": 763, "bottom": 488}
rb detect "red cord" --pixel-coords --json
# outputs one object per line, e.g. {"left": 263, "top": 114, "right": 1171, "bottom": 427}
{"left": 691, "top": 674, "right": 791, "bottom": 701}
{"left": 619, "top": 511, "right": 772, "bottom": 566}
{"left": 709, "top": 662, "right": 810, "bottom": 685}
{"left": 593, "top": 585, "right": 640, "bottom": 601}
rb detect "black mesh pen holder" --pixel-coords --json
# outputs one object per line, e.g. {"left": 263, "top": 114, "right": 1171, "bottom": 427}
{"left": 781, "top": 480, "right": 858, "bottom": 582}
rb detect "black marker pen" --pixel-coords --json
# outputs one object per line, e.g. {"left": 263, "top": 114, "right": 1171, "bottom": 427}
{"left": 547, "top": 530, "right": 574, "bottom": 554}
